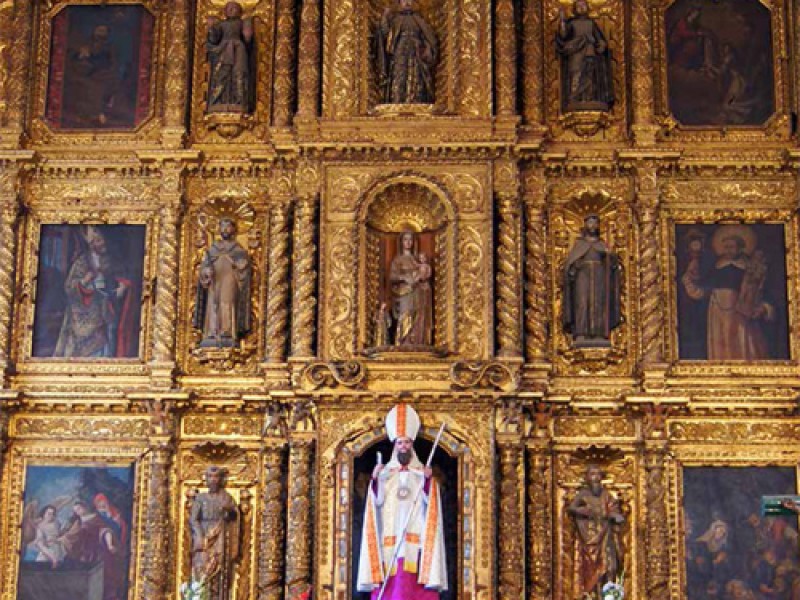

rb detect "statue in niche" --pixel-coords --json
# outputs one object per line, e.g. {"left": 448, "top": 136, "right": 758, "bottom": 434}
{"left": 193, "top": 218, "right": 252, "bottom": 348}
{"left": 562, "top": 214, "right": 621, "bottom": 348}
{"left": 189, "top": 466, "right": 240, "bottom": 600}
{"left": 206, "top": 1, "right": 254, "bottom": 114}
{"left": 377, "top": 0, "right": 438, "bottom": 104}
{"left": 556, "top": 0, "right": 614, "bottom": 112}
{"left": 376, "top": 231, "right": 433, "bottom": 348}
{"left": 568, "top": 465, "right": 625, "bottom": 599}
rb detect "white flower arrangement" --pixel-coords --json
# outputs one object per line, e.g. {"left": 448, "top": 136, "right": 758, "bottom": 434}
{"left": 601, "top": 581, "right": 624, "bottom": 600}
{"left": 180, "top": 580, "right": 209, "bottom": 600}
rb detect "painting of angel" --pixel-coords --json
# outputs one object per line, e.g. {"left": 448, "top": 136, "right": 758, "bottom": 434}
{"left": 16, "top": 465, "right": 135, "bottom": 600}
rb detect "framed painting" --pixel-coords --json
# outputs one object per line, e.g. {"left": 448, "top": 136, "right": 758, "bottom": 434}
{"left": 665, "top": 0, "right": 775, "bottom": 127}
{"left": 681, "top": 466, "right": 799, "bottom": 600}
{"left": 44, "top": 4, "right": 155, "bottom": 130}
{"left": 674, "top": 223, "right": 790, "bottom": 362}
{"left": 31, "top": 224, "right": 147, "bottom": 360}
{"left": 15, "top": 464, "right": 137, "bottom": 600}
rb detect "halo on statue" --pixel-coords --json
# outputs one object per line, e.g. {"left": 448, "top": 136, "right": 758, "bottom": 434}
{"left": 202, "top": 198, "right": 256, "bottom": 234}
{"left": 712, "top": 224, "right": 757, "bottom": 257}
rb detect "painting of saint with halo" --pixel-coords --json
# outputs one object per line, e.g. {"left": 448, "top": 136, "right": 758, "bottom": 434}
{"left": 676, "top": 223, "right": 789, "bottom": 361}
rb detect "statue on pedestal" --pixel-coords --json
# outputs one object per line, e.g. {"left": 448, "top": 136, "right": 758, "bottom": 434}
{"left": 556, "top": 0, "right": 614, "bottom": 112}
{"left": 193, "top": 218, "right": 252, "bottom": 348}
{"left": 206, "top": 1, "right": 254, "bottom": 114}
{"left": 189, "top": 467, "right": 240, "bottom": 600}
{"left": 377, "top": 0, "right": 438, "bottom": 104}
{"left": 562, "top": 214, "right": 621, "bottom": 348}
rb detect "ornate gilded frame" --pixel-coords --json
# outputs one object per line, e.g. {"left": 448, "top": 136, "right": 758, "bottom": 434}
{"left": 652, "top": 0, "right": 791, "bottom": 142}
{"left": 0, "top": 414, "right": 150, "bottom": 600}
{"left": 27, "top": 0, "right": 166, "bottom": 147}
{"left": 660, "top": 179, "right": 799, "bottom": 377}
{"left": 666, "top": 418, "right": 800, "bottom": 600}
{"left": 13, "top": 184, "right": 160, "bottom": 376}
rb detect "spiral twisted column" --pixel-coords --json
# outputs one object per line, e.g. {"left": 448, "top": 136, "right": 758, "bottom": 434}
{"left": 140, "top": 436, "right": 175, "bottom": 600}
{"left": 285, "top": 437, "right": 314, "bottom": 599}
{"left": 523, "top": 172, "right": 549, "bottom": 362}
{"left": 257, "top": 440, "right": 287, "bottom": 600}
{"left": 266, "top": 202, "right": 291, "bottom": 362}
{"left": 291, "top": 195, "right": 318, "bottom": 359}
{"left": 273, "top": 0, "right": 297, "bottom": 127}
{"left": 496, "top": 192, "right": 523, "bottom": 358}
{"left": 527, "top": 442, "right": 553, "bottom": 599}
{"left": 497, "top": 439, "right": 525, "bottom": 599}
{"left": 636, "top": 168, "right": 664, "bottom": 367}
{"left": 644, "top": 443, "right": 670, "bottom": 600}
{"left": 495, "top": 0, "right": 517, "bottom": 117}
{"left": 297, "top": 0, "right": 321, "bottom": 119}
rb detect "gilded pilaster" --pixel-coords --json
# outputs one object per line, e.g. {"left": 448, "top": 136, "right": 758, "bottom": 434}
{"left": 497, "top": 435, "right": 525, "bottom": 599}
{"left": 291, "top": 195, "right": 318, "bottom": 359}
{"left": 495, "top": 0, "right": 517, "bottom": 117}
{"left": 630, "top": 0, "right": 658, "bottom": 146}
{"left": 0, "top": 0, "right": 33, "bottom": 147}
{"left": 285, "top": 437, "right": 314, "bottom": 599}
{"left": 141, "top": 434, "right": 175, "bottom": 600}
{"left": 0, "top": 159, "right": 24, "bottom": 379}
{"left": 162, "top": 0, "right": 191, "bottom": 147}
{"left": 266, "top": 202, "right": 291, "bottom": 362}
{"left": 523, "top": 170, "right": 549, "bottom": 363}
{"left": 496, "top": 190, "right": 523, "bottom": 358}
{"left": 527, "top": 441, "right": 553, "bottom": 600}
{"left": 297, "top": 0, "right": 321, "bottom": 120}
{"left": 273, "top": 0, "right": 298, "bottom": 128}
{"left": 521, "top": 0, "right": 544, "bottom": 128}
{"left": 643, "top": 441, "right": 670, "bottom": 600}
{"left": 257, "top": 440, "right": 287, "bottom": 600}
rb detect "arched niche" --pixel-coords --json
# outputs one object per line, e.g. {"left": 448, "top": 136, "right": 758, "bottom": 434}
{"left": 358, "top": 178, "right": 457, "bottom": 356}
{"left": 331, "top": 426, "right": 473, "bottom": 600}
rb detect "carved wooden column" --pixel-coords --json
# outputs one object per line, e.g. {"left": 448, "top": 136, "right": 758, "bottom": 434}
{"left": 495, "top": 0, "right": 517, "bottom": 117}
{"left": 150, "top": 163, "right": 186, "bottom": 385}
{"left": 630, "top": 0, "right": 658, "bottom": 146}
{"left": 285, "top": 436, "right": 315, "bottom": 599}
{"left": 140, "top": 433, "right": 175, "bottom": 600}
{"left": 0, "top": 159, "right": 25, "bottom": 380}
{"left": 527, "top": 441, "right": 553, "bottom": 600}
{"left": 635, "top": 165, "right": 666, "bottom": 382}
{"left": 496, "top": 188, "right": 523, "bottom": 358}
{"left": 273, "top": 0, "right": 297, "bottom": 127}
{"left": 258, "top": 439, "right": 287, "bottom": 600}
{"left": 643, "top": 441, "right": 670, "bottom": 600}
{"left": 521, "top": 0, "right": 545, "bottom": 130}
{"left": 497, "top": 424, "right": 525, "bottom": 599}
{"left": 296, "top": 0, "right": 321, "bottom": 120}
{"left": 161, "top": 0, "right": 191, "bottom": 146}
{"left": 523, "top": 169, "right": 549, "bottom": 364}
{"left": 290, "top": 195, "right": 318, "bottom": 359}
{"left": 0, "top": 404, "right": 10, "bottom": 487}
{"left": 324, "top": 1, "right": 358, "bottom": 118}
{"left": 266, "top": 201, "right": 291, "bottom": 362}
{"left": 0, "top": 0, "right": 34, "bottom": 147}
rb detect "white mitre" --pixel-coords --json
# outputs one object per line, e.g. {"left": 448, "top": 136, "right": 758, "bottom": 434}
{"left": 385, "top": 403, "right": 421, "bottom": 442}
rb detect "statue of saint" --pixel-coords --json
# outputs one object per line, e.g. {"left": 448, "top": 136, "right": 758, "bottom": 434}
{"left": 193, "top": 218, "right": 252, "bottom": 348}
{"left": 190, "top": 466, "right": 240, "bottom": 600}
{"left": 562, "top": 214, "right": 621, "bottom": 348}
{"left": 556, "top": 0, "right": 614, "bottom": 112}
{"left": 206, "top": 1, "right": 254, "bottom": 114}
{"left": 357, "top": 403, "right": 448, "bottom": 598}
{"left": 383, "top": 231, "right": 433, "bottom": 347}
{"left": 377, "top": 0, "right": 438, "bottom": 104}
{"left": 568, "top": 465, "right": 625, "bottom": 599}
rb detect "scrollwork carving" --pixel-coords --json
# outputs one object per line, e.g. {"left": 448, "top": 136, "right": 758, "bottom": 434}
{"left": 449, "top": 361, "right": 519, "bottom": 392}
{"left": 297, "top": 360, "right": 366, "bottom": 391}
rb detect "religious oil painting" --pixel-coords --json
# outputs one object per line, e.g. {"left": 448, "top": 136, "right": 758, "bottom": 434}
{"left": 682, "top": 467, "right": 799, "bottom": 600}
{"left": 16, "top": 464, "right": 136, "bottom": 600}
{"left": 32, "top": 224, "right": 146, "bottom": 359}
{"left": 351, "top": 437, "right": 458, "bottom": 600}
{"left": 665, "top": 0, "right": 775, "bottom": 126}
{"left": 675, "top": 224, "right": 789, "bottom": 361}
{"left": 45, "top": 4, "right": 155, "bottom": 130}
